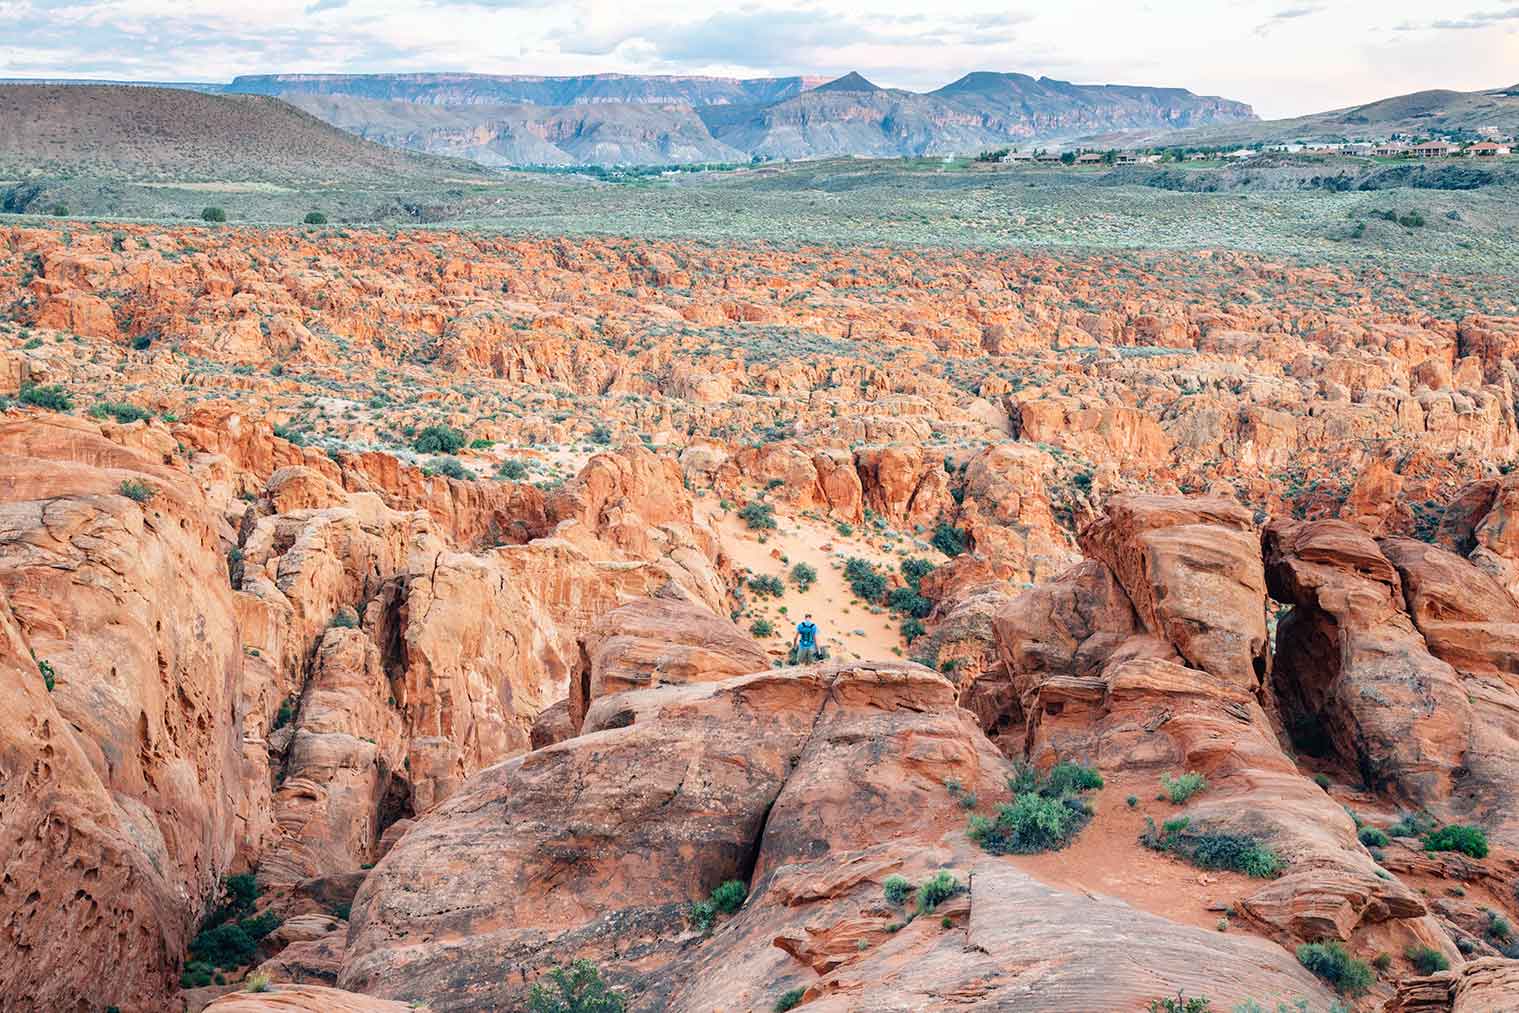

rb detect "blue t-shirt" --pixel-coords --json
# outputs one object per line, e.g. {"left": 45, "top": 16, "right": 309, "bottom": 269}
{"left": 797, "top": 621, "right": 817, "bottom": 648}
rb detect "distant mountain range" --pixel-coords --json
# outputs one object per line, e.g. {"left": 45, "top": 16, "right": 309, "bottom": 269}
{"left": 218, "top": 71, "right": 1255, "bottom": 165}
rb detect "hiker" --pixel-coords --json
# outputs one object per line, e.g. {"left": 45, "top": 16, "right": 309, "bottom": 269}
{"left": 793, "top": 613, "right": 821, "bottom": 664}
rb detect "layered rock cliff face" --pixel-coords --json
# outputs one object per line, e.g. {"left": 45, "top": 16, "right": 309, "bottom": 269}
{"left": 4, "top": 220, "right": 1519, "bottom": 1012}
{"left": 4, "top": 405, "right": 1516, "bottom": 1011}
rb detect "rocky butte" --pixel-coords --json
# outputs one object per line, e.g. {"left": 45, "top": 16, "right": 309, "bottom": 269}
{"left": 0, "top": 218, "right": 1517, "bottom": 1012}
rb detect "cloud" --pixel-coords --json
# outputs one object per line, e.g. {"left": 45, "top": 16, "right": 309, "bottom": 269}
{"left": 1254, "top": 5, "right": 1325, "bottom": 36}
{"left": 1395, "top": 6, "right": 1519, "bottom": 30}
{"left": 305, "top": 0, "right": 346, "bottom": 13}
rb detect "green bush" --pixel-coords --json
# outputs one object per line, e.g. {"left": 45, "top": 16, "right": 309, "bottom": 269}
{"left": 900, "top": 557, "right": 936, "bottom": 587}
{"left": 1160, "top": 772, "right": 1207, "bottom": 804}
{"left": 748, "top": 574, "right": 784, "bottom": 597}
{"left": 527, "top": 959, "right": 626, "bottom": 1013}
{"left": 1042, "top": 762, "right": 1103, "bottom": 795}
{"left": 1405, "top": 945, "right": 1449, "bottom": 975}
{"left": 188, "top": 910, "right": 279, "bottom": 970}
{"left": 709, "top": 879, "right": 747, "bottom": 914}
{"left": 1148, "top": 994, "right": 1213, "bottom": 1013}
{"left": 1423, "top": 824, "right": 1488, "bottom": 858}
{"left": 272, "top": 422, "right": 308, "bottom": 446}
{"left": 913, "top": 870, "right": 962, "bottom": 916}
{"left": 739, "top": 501, "right": 777, "bottom": 530}
{"left": 330, "top": 607, "right": 359, "bottom": 629}
{"left": 49, "top": 203, "right": 69, "bottom": 217}
{"left": 773, "top": 988, "right": 805, "bottom": 1012}
{"left": 19, "top": 383, "right": 73, "bottom": 411}
{"left": 90, "top": 401, "right": 153, "bottom": 424}
{"left": 750, "top": 619, "right": 775, "bottom": 638}
{"left": 882, "top": 874, "right": 912, "bottom": 906}
{"left": 789, "top": 562, "right": 816, "bottom": 589}
{"left": 1357, "top": 827, "right": 1389, "bottom": 848}
{"left": 1142, "top": 818, "right": 1283, "bottom": 878}
{"left": 201, "top": 206, "right": 227, "bottom": 222}
{"left": 931, "top": 523, "right": 968, "bottom": 557}
{"left": 498, "top": 459, "right": 529, "bottom": 480}
{"left": 303, "top": 211, "right": 328, "bottom": 225}
{"left": 886, "top": 586, "right": 932, "bottom": 618}
{"left": 1486, "top": 909, "right": 1512, "bottom": 942}
{"left": 1388, "top": 811, "right": 1436, "bottom": 838}
{"left": 969, "top": 793, "right": 1091, "bottom": 854}
{"left": 119, "top": 479, "right": 155, "bottom": 503}
{"left": 37, "top": 658, "right": 55, "bottom": 691}
{"left": 589, "top": 423, "right": 613, "bottom": 445}
{"left": 900, "top": 617, "right": 926, "bottom": 643}
{"left": 843, "top": 558, "right": 886, "bottom": 602}
{"left": 426, "top": 456, "right": 470, "bottom": 480}
{"left": 1295, "top": 941, "right": 1373, "bottom": 996}
{"left": 414, "top": 425, "right": 465, "bottom": 454}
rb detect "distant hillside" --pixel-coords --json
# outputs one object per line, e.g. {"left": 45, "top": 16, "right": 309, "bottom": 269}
{"left": 228, "top": 73, "right": 823, "bottom": 108}
{"left": 226, "top": 70, "right": 1254, "bottom": 165}
{"left": 1111, "top": 84, "right": 1519, "bottom": 147}
{"left": 286, "top": 94, "right": 743, "bottom": 167}
{"left": 0, "top": 84, "right": 488, "bottom": 183}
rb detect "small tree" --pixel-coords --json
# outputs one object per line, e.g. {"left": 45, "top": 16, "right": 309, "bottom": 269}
{"left": 49, "top": 204, "right": 69, "bottom": 217}
{"left": 526, "top": 959, "right": 626, "bottom": 1013}
{"left": 413, "top": 425, "right": 465, "bottom": 454}
{"left": 202, "top": 206, "right": 227, "bottom": 223}
{"left": 303, "top": 211, "right": 328, "bottom": 225}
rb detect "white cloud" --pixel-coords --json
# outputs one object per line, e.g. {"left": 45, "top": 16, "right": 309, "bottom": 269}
{"left": 2, "top": 0, "right": 1516, "bottom": 117}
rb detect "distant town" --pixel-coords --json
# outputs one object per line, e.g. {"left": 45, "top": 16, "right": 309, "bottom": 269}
{"left": 988, "top": 126, "right": 1514, "bottom": 165}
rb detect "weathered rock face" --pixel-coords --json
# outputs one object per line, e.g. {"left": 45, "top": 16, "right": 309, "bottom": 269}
{"left": 258, "top": 628, "right": 406, "bottom": 892}
{"left": 986, "top": 524, "right": 1429, "bottom": 946}
{"left": 0, "top": 415, "right": 250, "bottom": 1010}
{"left": 1264, "top": 520, "right": 1472, "bottom": 811}
{"left": 1080, "top": 494, "right": 1268, "bottom": 688}
{"left": 1382, "top": 957, "right": 1519, "bottom": 1012}
{"left": 570, "top": 583, "right": 769, "bottom": 732}
{"left": 338, "top": 662, "right": 1011, "bottom": 1009}
{"left": 203, "top": 983, "right": 412, "bottom": 1012}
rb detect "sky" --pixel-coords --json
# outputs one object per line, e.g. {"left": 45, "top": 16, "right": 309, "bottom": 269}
{"left": 2, "top": 1, "right": 1517, "bottom": 119}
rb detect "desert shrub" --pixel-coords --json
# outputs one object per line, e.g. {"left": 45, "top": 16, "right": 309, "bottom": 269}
{"left": 691, "top": 879, "right": 748, "bottom": 931}
{"left": 1161, "top": 771, "right": 1207, "bottom": 804}
{"left": 189, "top": 910, "right": 279, "bottom": 970}
{"left": 131, "top": 333, "right": 154, "bottom": 350}
{"left": 931, "top": 523, "right": 968, "bottom": 557}
{"left": 882, "top": 874, "right": 912, "bottom": 906}
{"left": 1485, "top": 910, "right": 1512, "bottom": 942}
{"left": 1388, "top": 811, "right": 1436, "bottom": 838}
{"left": 49, "top": 203, "right": 68, "bottom": 216}
{"left": 19, "top": 383, "right": 72, "bottom": 411}
{"left": 709, "top": 880, "right": 747, "bottom": 914}
{"left": 748, "top": 575, "right": 784, "bottom": 597}
{"left": 271, "top": 422, "right": 308, "bottom": 446}
{"left": 969, "top": 792, "right": 1091, "bottom": 855}
{"left": 900, "top": 557, "right": 936, "bottom": 587}
{"left": 789, "top": 562, "right": 816, "bottom": 589}
{"left": 750, "top": 619, "right": 775, "bottom": 638}
{"left": 119, "top": 479, "right": 155, "bottom": 503}
{"left": 900, "top": 617, "right": 926, "bottom": 643}
{"left": 1295, "top": 941, "right": 1373, "bottom": 996}
{"left": 886, "top": 586, "right": 932, "bottom": 618}
{"left": 1042, "top": 762, "right": 1103, "bottom": 795}
{"left": 1357, "top": 827, "right": 1389, "bottom": 848}
{"left": 1143, "top": 818, "right": 1283, "bottom": 878}
{"left": 201, "top": 206, "right": 227, "bottom": 222}
{"left": 913, "top": 871, "right": 962, "bottom": 916}
{"left": 1405, "top": 945, "right": 1449, "bottom": 975}
{"left": 272, "top": 696, "right": 296, "bottom": 730}
{"left": 1148, "top": 994, "right": 1213, "bottom": 1013}
{"left": 773, "top": 988, "right": 805, "bottom": 1012}
{"left": 1423, "top": 824, "right": 1488, "bottom": 858}
{"left": 843, "top": 558, "right": 886, "bottom": 602}
{"left": 329, "top": 607, "right": 359, "bottom": 629}
{"left": 37, "top": 658, "right": 55, "bottom": 691}
{"left": 589, "top": 423, "right": 613, "bottom": 445}
{"left": 90, "top": 401, "right": 153, "bottom": 424}
{"left": 498, "top": 459, "right": 529, "bottom": 480}
{"left": 739, "top": 501, "right": 777, "bottom": 530}
{"left": 414, "top": 425, "right": 465, "bottom": 454}
{"left": 303, "top": 211, "right": 328, "bottom": 225}
{"left": 245, "top": 971, "right": 271, "bottom": 992}
{"left": 424, "top": 456, "right": 469, "bottom": 480}
{"left": 527, "top": 959, "right": 626, "bottom": 1013}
